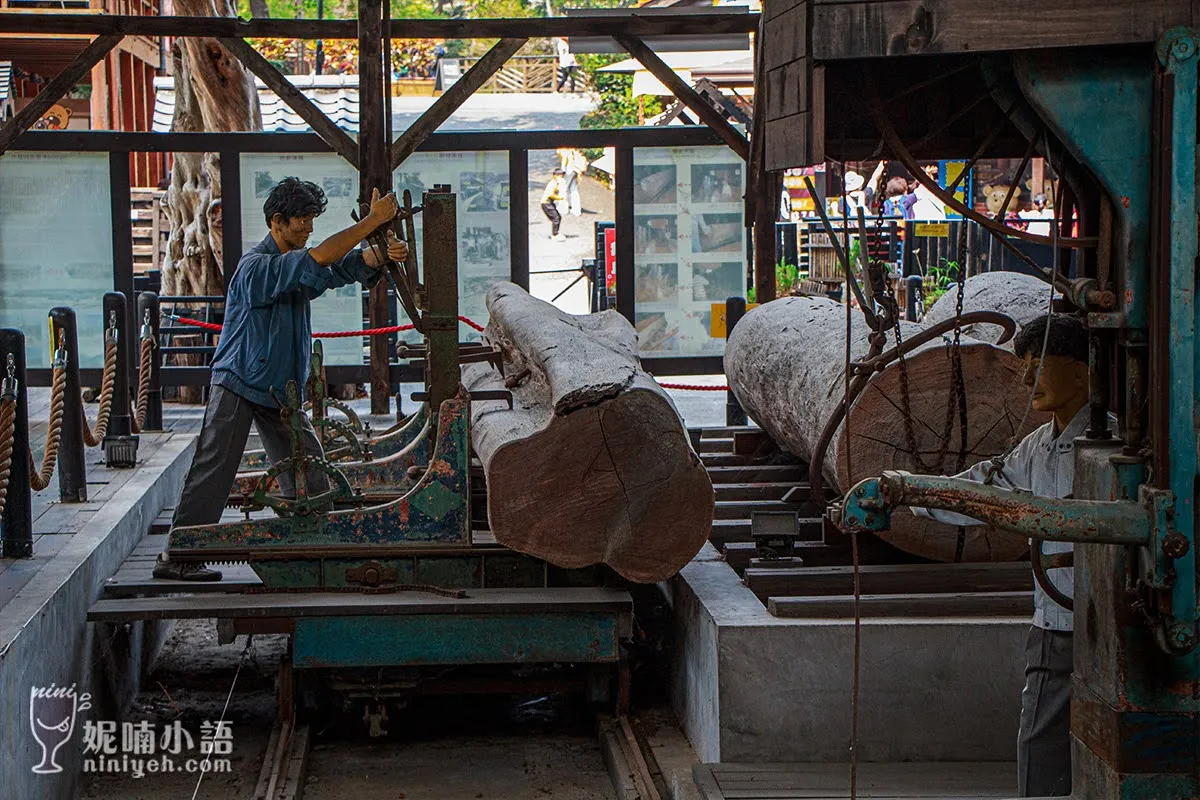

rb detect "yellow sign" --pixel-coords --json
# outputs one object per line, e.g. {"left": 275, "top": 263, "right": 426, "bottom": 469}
{"left": 710, "top": 301, "right": 758, "bottom": 338}
{"left": 914, "top": 222, "right": 950, "bottom": 238}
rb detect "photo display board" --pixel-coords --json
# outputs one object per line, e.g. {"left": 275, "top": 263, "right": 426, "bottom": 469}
{"left": 0, "top": 152, "right": 114, "bottom": 368}
{"left": 240, "top": 152, "right": 510, "bottom": 365}
{"left": 631, "top": 146, "right": 747, "bottom": 357}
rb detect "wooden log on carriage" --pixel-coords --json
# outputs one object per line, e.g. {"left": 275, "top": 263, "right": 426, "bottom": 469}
{"left": 462, "top": 283, "right": 714, "bottom": 583}
{"left": 725, "top": 295, "right": 1047, "bottom": 563}
{"left": 924, "top": 271, "right": 1056, "bottom": 346}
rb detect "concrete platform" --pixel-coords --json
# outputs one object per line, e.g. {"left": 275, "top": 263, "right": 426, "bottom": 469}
{"left": 0, "top": 390, "right": 196, "bottom": 799}
{"left": 669, "top": 544, "right": 1028, "bottom": 765}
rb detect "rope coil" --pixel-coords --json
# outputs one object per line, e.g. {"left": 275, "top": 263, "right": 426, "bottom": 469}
{"left": 82, "top": 334, "right": 118, "bottom": 448}
{"left": 0, "top": 393, "right": 15, "bottom": 518}
{"left": 131, "top": 335, "right": 155, "bottom": 434}
{"left": 29, "top": 360, "right": 66, "bottom": 491}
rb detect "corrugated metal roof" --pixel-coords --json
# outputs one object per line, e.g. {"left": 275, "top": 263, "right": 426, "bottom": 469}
{"left": 153, "top": 74, "right": 360, "bottom": 133}
{"left": 0, "top": 61, "right": 13, "bottom": 120}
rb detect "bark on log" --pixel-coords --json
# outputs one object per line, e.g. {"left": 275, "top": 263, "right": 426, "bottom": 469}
{"left": 924, "top": 271, "right": 1056, "bottom": 347}
{"left": 726, "top": 295, "right": 1048, "bottom": 563}
{"left": 163, "top": 0, "right": 262, "bottom": 401}
{"left": 462, "top": 283, "right": 714, "bottom": 583}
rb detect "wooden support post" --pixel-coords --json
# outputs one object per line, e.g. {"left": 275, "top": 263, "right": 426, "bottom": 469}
{"left": 359, "top": 0, "right": 391, "bottom": 415}
{"left": 0, "top": 34, "right": 122, "bottom": 156}
{"left": 219, "top": 36, "right": 360, "bottom": 168}
{"left": 0, "top": 329, "right": 33, "bottom": 558}
{"left": 613, "top": 34, "right": 749, "bottom": 162}
{"left": 390, "top": 37, "right": 527, "bottom": 170}
{"left": 747, "top": 14, "right": 775, "bottom": 302}
{"left": 47, "top": 310, "right": 88, "bottom": 503}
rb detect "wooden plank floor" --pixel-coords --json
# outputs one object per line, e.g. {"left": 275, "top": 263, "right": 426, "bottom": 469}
{"left": 0, "top": 390, "right": 199, "bottom": 606}
{"left": 693, "top": 763, "right": 1017, "bottom": 800}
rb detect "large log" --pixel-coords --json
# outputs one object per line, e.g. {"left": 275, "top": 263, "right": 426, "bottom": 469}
{"left": 726, "top": 296, "right": 1047, "bottom": 562}
{"left": 462, "top": 283, "right": 714, "bottom": 583}
{"left": 924, "top": 271, "right": 1056, "bottom": 347}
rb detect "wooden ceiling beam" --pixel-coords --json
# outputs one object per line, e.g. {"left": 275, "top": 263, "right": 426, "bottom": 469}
{"left": 0, "top": 12, "right": 758, "bottom": 39}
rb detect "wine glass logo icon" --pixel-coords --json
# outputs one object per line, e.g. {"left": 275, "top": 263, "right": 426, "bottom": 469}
{"left": 29, "top": 684, "right": 91, "bottom": 774}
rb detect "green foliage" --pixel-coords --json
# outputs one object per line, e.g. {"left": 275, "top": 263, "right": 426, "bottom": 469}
{"left": 746, "top": 286, "right": 756, "bottom": 304}
{"left": 776, "top": 260, "right": 798, "bottom": 296}
{"left": 922, "top": 258, "right": 958, "bottom": 311}
{"left": 578, "top": 52, "right": 663, "bottom": 129}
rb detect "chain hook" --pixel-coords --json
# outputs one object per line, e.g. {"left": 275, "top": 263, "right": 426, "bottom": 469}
{"left": 52, "top": 329, "right": 68, "bottom": 370}
{"left": 2, "top": 353, "right": 17, "bottom": 403}
{"left": 107, "top": 310, "right": 119, "bottom": 344}
{"left": 140, "top": 307, "right": 153, "bottom": 340}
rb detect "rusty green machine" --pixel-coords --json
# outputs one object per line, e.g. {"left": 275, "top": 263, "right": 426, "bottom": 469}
{"left": 830, "top": 30, "right": 1200, "bottom": 798}
{"left": 166, "top": 188, "right": 631, "bottom": 710}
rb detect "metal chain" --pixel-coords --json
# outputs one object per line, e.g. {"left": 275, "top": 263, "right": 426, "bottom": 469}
{"left": 949, "top": 219, "right": 970, "bottom": 472}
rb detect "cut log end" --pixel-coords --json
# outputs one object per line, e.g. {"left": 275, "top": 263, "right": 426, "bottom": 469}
{"left": 727, "top": 295, "right": 1047, "bottom": 564}
{"left": 469, "top": 284, "right": 714, "bottom": 583}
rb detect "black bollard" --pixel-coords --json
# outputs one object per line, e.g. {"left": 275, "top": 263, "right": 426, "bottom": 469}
{"left": 0, "top": 329, "right": 33, "bottom": 558}
{"left": 48, "top": 308, "right": 89, "bottom": 502}
{"left": 136, "top": 292, "right": 164, "bottom": 431}
{"left": 725, "top": 297, "right": 748, "bottom": 426}
{"left": 905, "top": 275, "right": 923, "bottom": 321}
{"left": 102, "top": 292, "right": 139, "bottom": 467}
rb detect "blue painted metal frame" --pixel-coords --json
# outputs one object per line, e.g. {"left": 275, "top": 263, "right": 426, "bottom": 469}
{"left": 169, "top": 393, "right": 471, "bottom": 562}
{"left": 293, "top": 612, "right": 625, "bottom": 668}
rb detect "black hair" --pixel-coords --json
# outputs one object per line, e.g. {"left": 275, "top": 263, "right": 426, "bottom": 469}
{"left": 1013, "top": 313, "right": 1089, "bottom": 365}
{"left": 263, "top": 177, "right": 327, "bottom": 226}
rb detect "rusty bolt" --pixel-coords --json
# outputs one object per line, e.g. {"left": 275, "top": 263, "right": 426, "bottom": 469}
{"left": 363, "top": 566, "right": 380, "bottom": 586}
{"left": 1163, "top": 531, "right": 1190, "bottom": 559}
{"left": 1168, "top": 622, "right": 1197, "bottom": 653}
{"left": 864, "top": 513, "right": 876, "bottom": 526}
{"left": 856, "top": 486, "right": 866, "bottom": 498}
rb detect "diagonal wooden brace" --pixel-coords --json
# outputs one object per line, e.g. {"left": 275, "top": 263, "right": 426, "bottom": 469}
{"left": 0, "top": 34, "right": 123, "bottom": 157}
{"left": 390, "top": 37, "right": 528, "bottom": 170}
{"left": 613, "top": 34, "right": 749, "bottom": 161}
{"left": 219, "top": 36, "right": 360, "bottom": 168}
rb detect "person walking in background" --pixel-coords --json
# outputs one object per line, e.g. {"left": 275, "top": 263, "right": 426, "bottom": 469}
{"left": 541, "top": 168, "right": 567, "bottom": 241}
{"left": 1020, "top": 194, "right": 1054, "bottom": 236}
{"left": 555, "top": 37, "right": 578, "bottom": 92}
{"left": 558, "top": 147, "right": 588, "bottom": 216}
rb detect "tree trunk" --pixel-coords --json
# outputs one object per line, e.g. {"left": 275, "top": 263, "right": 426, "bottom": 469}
{"left": 726, "top": 295, "right": 1047, "bottom": 563}
{"left": 163, "top": 0, "right": 262, "bottom": 401}
{"left": 462, "top": 283, "right": 714, "bottom": 583}
{"left": 924, "top": 271, "right": 1056, "bottom": 347}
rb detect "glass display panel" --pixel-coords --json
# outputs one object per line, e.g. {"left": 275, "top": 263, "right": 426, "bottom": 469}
{"left": 0, "top": 152, "right": 114, "bottom": 368}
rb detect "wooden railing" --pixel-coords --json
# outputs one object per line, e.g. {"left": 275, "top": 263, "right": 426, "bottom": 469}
{"left": 459, "top": 56, "right": 591, "bottom": 94}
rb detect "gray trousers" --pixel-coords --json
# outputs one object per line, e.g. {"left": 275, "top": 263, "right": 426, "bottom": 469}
{"left": 172, "top": 384, "right": 329, "bottom": 529}
{"left": 1018, "top": 626, "right": 1073, "bottom": 797}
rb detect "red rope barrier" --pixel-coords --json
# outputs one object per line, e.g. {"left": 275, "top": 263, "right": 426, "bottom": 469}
{"left": 170, "top": 314, "right": 485, "bottom": 337}
{"left": 169, "top": 316, "right": 724, "bottom": 390}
